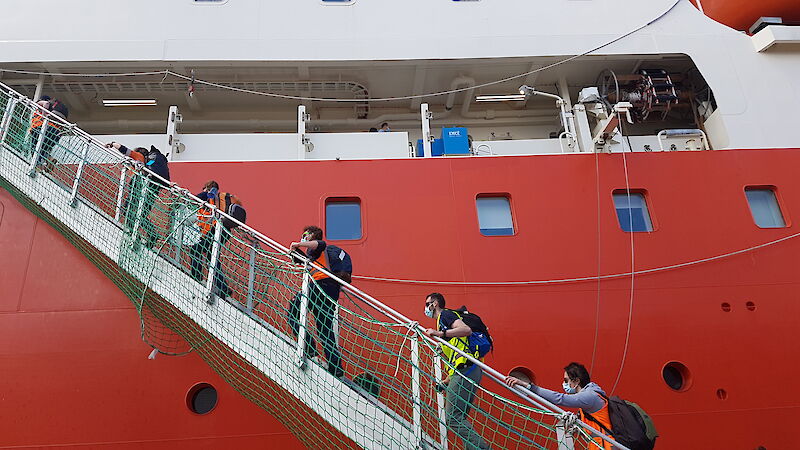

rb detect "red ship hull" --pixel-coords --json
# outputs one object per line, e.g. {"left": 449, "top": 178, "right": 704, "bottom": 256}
{"left": 2, "top": 149, "right": 798, "bottom": 449}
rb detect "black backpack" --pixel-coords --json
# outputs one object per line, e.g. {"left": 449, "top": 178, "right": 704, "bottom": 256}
{"left": 220, "top": 193, "right": 246, "bottom": 229}
{"left": 324, "top": 244, "right": 353, "bottom": 283}
{"left": 584, "top": 392, "right": 658, "bottom": 450}
{"left": 453, "top": 306, "right": 494, "bottom": 353}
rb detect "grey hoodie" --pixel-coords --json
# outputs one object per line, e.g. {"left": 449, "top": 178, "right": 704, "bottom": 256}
{"left": 529, "top": 381, "right": 607, "bottom": 414}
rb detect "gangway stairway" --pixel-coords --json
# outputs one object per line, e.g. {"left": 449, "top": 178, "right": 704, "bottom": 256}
{"left": 0, "top": 83, "right": 624, "bottom": 450}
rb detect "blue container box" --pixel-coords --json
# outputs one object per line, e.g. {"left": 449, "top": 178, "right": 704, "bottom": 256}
{"left": 441, "top": 127, "right": 470, "bottom": 155}
{"left": 416, "top": 138, "right": 445, "bottom": 157}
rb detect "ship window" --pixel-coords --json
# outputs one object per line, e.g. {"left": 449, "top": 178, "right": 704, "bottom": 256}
{"left": 326, "top": 198, "right": 362, "bottom": 240}
{"left": 476, "top": 195, "right": 515, "bottom": 236}
{"left": 321, "top": 0, "right": 356, "bottom": 4}
{"left": 745, "top": 187, "right": 786, "bottom": 228}
{"left": 613, "top": 190, "right": 653, "bottom": 232}
{"left": 187, "top": 383, "right": 218, "bottom": 415}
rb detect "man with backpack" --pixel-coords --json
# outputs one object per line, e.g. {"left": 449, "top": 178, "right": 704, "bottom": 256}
{"left": 505, "top": 362, "right": 657, "bottom": 450}
{"left": 29, "top": 96, "right": 69, "bottom": 172}
{"left": 190, "top": 180, "right": 245, "bottom": 303}
{"left": 423, "top": 293, "right": 491, "bottom": 450}
{"left": 288, "top": 226, "right": 349, "bottom": 378}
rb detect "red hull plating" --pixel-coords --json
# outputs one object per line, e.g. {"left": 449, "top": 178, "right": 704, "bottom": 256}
{"left": 3, "top": 149, "right": 799, "bottom": 448}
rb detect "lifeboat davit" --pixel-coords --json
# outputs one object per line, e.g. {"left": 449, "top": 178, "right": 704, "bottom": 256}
{"left": 693, "top": 0, "right": 800, "bottom": 31}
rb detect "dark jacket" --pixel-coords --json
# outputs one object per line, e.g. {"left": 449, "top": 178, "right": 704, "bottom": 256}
{"left": 145, "top": 145, "right": 170, "bottom": 185}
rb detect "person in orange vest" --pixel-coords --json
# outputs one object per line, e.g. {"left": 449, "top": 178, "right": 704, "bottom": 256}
{"left": 189, "top": 180, "right": 241, "bottom": 301}
{"left": 288, "top": 225, "right": 345, "bottom": 378}
{"left": 506, "top": 363, "right": 613, "bottom": 450}
{"left": 29, "top": 97, "right": 68, "bottom": 172}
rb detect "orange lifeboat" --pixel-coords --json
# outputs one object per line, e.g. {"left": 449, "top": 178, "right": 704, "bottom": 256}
{"left": 692, "top": 0, "right": 800, "bottom": 31}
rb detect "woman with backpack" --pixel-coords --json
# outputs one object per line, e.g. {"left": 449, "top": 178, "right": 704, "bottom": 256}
{"left": 506, "top": 362, "right": 613, "bottom": 450}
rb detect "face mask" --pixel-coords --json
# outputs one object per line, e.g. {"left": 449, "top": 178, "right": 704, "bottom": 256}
{"left": 562, "top": 381, "right": 577, "bottom": 394}
{"left": 300, "top": 233, "right": 310, "bottom": 243}
{"left": 424, "top": 305, "right": 435, "bottom": 318}
{"left": 207, "top": 187, "right": 218, "bottom": 199}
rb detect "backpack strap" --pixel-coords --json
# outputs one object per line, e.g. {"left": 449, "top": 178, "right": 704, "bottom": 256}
{"left": 224, "top": 193, "right": 231, "bottom": 213}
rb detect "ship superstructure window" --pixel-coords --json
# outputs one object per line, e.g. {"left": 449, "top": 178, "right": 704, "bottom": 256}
{"left": 476, "top": 195, "right": 514, "bottom": 236}
{"left": 745, "top": 187, "right": 786, "bottom": 228}
{"left": 613, "top": 190, "right": 653, "bottom": 232}
{"left": 326, "top": 198, "right": 362, "bottom": 240}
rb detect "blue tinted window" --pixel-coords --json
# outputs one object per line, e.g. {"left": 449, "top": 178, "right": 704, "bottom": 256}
{"left": 745, "top": 188, "right": 785, "bottom": 228}
{"left": 613, "top": 191, "right": 653, "bottom": 232}
{"left": 476, "top": 196, "right": 514, "bottom": 236}
{"left": 326, "top": 200, "right": 362, "bottom": 240}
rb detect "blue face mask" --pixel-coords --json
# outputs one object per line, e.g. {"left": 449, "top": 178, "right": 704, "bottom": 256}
{"left": 207, "top": 187, "right": 218, "bottom": 199}
{"left": 424, "top": 305, "right": 435, "bottom": 318}
{"left": 562, "top": 381, "right": 577, "bottom": 394}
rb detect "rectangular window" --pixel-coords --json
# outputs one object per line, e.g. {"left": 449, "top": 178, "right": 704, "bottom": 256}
{"left": 326, "top": 198, "right": 362, "bottom": 240}
{"left": 745, "top": 187, "right": 786, "bottom": 228}
{"left": 476, "top": 195, "right": 514, "bottom": 236}
{"left": 613, "top": 190, "right": 653, "bottom": 232}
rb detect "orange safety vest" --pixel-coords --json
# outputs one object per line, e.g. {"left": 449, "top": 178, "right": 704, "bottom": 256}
{"left": 197, "top": 192, "right": 240, "bottom": 235}
{"left": 30, "top": 110, "right": 63, "bottom": 131}
{"left": 308, "top": 248, "right": 330, "bottom": 281}
{"left": 581, "top": 396, "right": 614, "bottom": 450}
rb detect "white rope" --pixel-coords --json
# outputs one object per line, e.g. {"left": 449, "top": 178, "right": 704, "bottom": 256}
{"left": 352, "top": 230, "right": 800, "bottom": 286}
{"left": 0, "top": 0, "right": 681, "bottom": 104}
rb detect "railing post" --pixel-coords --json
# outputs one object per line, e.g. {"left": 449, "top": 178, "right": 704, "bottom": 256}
{"left": 0, "top": 97, "right": 18, "bottom": 146}
{"left": 434, "top": 356, "right": 449, "bottom": 450}
{"left": 205, "top": 216, "right": 223, "bottom": 305}
{"left": 246, "top": 243, "right": 257, "bottom": 312}
{"left": 69, "top": 142, "right": 90, "bottom": 207}
{"left": 114, "top": 165, "right": 127, "bottom": 222}
{"left": 296, "top": 268, "right": 311, "bottom": 369}
{"left": 556, "top": 417, "right": 575, "bottom": 450}
{"left": 410, "top": 333, "right": 424, "bottom": 448}
{"left": 27, "top": 117, "right": 49, "bottom": 176}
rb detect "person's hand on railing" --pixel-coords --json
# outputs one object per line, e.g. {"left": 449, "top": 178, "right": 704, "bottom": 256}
{"left": 505, "top": 376, "right": 531, "bottom": 390}
{"left": 422, "top": 328, "right": 444, "bottom": 339}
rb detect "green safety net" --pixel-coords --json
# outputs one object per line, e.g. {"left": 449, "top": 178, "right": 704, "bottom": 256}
{"left": 0, "top": 83, "right": 612, "bottom": 450}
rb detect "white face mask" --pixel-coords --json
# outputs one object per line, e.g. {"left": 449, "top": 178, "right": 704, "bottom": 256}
{"left": 424, "top": 305, "right": 435, "bottom": 318}
{"left": 563, "top": 381, "right": 577, "bottom": 394}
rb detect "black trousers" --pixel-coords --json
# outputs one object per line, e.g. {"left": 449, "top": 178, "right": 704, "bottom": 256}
{"left": 189, "top": 230, "right": 231, "bottom": 298}
{"left": 288, "top": 278, "right": 344, "bottom": 378}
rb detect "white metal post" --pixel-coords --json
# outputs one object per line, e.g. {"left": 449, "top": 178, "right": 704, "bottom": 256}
{"left": 410, "top": 333, "right": 423, "bottom": 447}
{"left": 166, "top": 105, "right": 180, "bottom": 162}
{"left": 0, "top": 97, "right": 18, "bottom": 145}
{"left": 246, "top": 244, "right": 257, "bottom": 312}
{"left": 27, "top": 117, "right": 49, "bottom": 176}
{"left": 296, "top": 268, "right": 311, "bottom": 369}
{"left": 434, "top": 357, "right": 449, "bottom": 450}
{"left": 556, "top": 417, "right": 576, "bottom": 450}
{"left": 114, "top": 165, "right": 127, "bottom": 222}
{"left": 297, "top": 105, "right": 309, "bottom": 160}
{"left": 573, "top": 104, "right": 595, "bottom": 153}
{"left": 69, "top": 142, "right": 90, "bottom": 207}
{"left": 205, "top": 218, "right": 224, "bottom": 305}
{"left": 32, "top": 75, "right": 44, "bottom": 103}
{"left": 420, "top": 103, "right": 433, "bottom": 158}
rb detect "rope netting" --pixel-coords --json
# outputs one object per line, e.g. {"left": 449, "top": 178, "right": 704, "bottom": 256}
{"left": 0, "top": 83, "right": 618, "bottom": 450}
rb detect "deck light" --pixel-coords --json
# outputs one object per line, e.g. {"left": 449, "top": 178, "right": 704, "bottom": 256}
{"left": 475, "top": 94, "right": 527, "bottom": 102}
{"left": 102, "top": 99, "right": 158, "bottom": 107}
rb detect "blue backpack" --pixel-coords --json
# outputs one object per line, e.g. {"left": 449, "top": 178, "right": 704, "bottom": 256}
{"left": 452, "top": 307, "right": 493, "bottom": 359}
{"left": 325, "top": 244, "right": 353, "bottom": 283}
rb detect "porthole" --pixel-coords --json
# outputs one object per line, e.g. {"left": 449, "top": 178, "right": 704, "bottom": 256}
{"left": 662, "top": 361, "right": 692, "bottom": 392}
{"left": 508, "top": 366, "right": 536, "bottom": 386}
{"left": 716, "top": 388, "right": 728, "bottom": 400}
{"left": 746, "top": 301, "right": 757, "bottom": 312}
{"left": 721, "top": 302, "right": 731, "bottom": 312}
{"left": 187, "top": 383, "right": 218, "bottom": 415}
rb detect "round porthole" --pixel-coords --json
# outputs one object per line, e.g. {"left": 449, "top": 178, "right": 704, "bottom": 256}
{"left": 508, "top": 366, "right": 536, "bottom": 386}
{"left": 716, "top": 388, "right": 728, "bottom": 400}
{"left": 721, "top": 302, "right": 731, "bottom": 312}
{"left": 187, "top": 383, "right": 218, "bottom": 415}
{"left": 662, "top": 362, "right": 692, "bottom": 392}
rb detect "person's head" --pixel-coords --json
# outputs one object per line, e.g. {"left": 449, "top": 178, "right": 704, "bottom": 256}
{"left": 380, "top": 122, "right": 389, "bottom": 130}
{"left": 203, "top": 180, "right": 220, "bottom": 198}
{"left": 133, "top": 147, "right": 148, "bottom": 156}
{"left": 369, "top": 127, "right": 378, "bottom": 132}
{"left": 424, "top": 292, "right": 446, "bottom": 318}
{"left": 302, "top": 225, "right": 323, "bottom": 242}
{"left": 562, "top": 362, "right": 591, "bottom": 394}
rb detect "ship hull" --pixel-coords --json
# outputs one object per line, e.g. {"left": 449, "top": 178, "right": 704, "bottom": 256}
{"left": 2, "top": 148, "right": 798, "bottom": 448}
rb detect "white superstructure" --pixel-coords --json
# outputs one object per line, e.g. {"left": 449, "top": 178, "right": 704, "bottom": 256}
{"left": 1, "top": 0, "right": 798, "bottom": 160}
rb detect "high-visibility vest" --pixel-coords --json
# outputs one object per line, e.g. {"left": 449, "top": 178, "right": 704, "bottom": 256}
{"left": 308, "top": 247, "right": 330, "bottom": 281}
{"left": 197, "top": 193, "right": 240, "bottom": 235}
{"left": 581, "top": 396, "right": 614, "bottom": 450}
{"left": 437, "top": 310, "right": 479, "bottom": 376}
